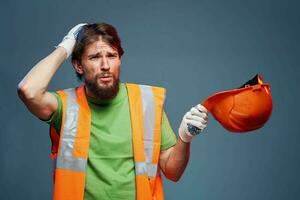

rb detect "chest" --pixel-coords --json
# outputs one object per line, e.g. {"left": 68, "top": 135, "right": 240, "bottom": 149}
{"left": 88, "top": 100, "right": 133, "bottom": 158}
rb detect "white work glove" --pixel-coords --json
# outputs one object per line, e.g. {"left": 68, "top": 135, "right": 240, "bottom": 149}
{"left": 56, "top": 23, "right": 87, "bottom": 58}
{"left": 179, "top": 104, "right": 208, "bottom": 143}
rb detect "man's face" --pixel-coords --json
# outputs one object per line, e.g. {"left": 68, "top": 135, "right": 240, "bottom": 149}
{"left": 76, "top": 36, "right": 121, "bottom": 99}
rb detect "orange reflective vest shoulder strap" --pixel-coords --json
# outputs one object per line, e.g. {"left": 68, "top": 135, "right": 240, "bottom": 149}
{"left": 126, "top": 83, "right": 166, "bottom": 200}
{"left": 50, "top": 86, "right": 91, "bottom": 200}
{"left": 49, "top": 83, "right": 166, "bottom": 200}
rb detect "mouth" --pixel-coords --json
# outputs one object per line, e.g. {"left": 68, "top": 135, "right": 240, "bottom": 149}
{"left": 98, "top": 74, "right": 113, "bottom": 83}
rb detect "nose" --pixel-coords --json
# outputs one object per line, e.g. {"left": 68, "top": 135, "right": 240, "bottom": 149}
{"left": 100, "top": 56, "right": 110, "bottom": 70}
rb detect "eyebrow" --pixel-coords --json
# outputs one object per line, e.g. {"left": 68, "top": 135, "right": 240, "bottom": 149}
{"left": 87, "top": 52, "right": 100, "bottom": 58}
{"left": 87, "top": 51, "right": 118, "bottom": 58}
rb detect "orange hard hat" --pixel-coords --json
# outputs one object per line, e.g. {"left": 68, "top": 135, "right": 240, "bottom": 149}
{"left": 202, "top": 74, "right": 272, "bottom": 133}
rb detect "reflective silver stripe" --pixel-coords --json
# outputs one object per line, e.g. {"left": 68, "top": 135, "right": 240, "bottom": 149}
{"left": 135, "top": 162, "right": 147, "bottom": 175}
{"left": 135, "top": 162, "right": 157, "bottom": 177}
{"left": 147, "top": 163, "right": 158, "bottom": 177}
{"left": 139, "top": 85, "right": 155, "bottom": 162}
{"left": 56, "top": 88, "right": 87, "bottom": 172}
{"left": 139, "top": 85, "right": 157, "bottom": 177}
{"left": 56, "top": 156, "right": 86, "bottom": 172}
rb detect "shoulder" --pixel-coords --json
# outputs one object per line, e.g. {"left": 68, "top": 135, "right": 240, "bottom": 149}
{"left": 56, "top": 87, "right": 77, "bottom": 93}
{"left": 124, "top": 82, "right": 166, "bottom": 91}
{"left": 55, "top": 87, "right": 80, "bottom": 98}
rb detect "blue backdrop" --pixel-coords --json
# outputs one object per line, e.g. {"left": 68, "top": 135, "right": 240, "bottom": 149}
{"left": 1, "top": 0, "right": 300, "bottom": 199}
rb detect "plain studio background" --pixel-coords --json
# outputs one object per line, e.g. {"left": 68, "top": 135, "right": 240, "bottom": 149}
{"left": 1, "top": 0, "right": 299, "bottom": 199}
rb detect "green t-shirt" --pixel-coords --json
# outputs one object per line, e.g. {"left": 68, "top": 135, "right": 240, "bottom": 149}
{"left": 47, "top": 83, "right": 177, "bottom": 200}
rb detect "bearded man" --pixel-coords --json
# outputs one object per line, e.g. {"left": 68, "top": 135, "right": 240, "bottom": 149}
{"left": 18, "top": 23, "right": 208, "bottom": 200}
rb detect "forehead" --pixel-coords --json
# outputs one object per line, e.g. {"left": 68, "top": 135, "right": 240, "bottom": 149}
{"left": 84, "top": 36, "right": 117, "bottom": 54}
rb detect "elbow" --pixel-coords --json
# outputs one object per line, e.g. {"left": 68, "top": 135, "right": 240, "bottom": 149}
{"left": 163, "top": 169, "right": 184, "bottom": 182}
{"left": 17, "top": 82, "right": 26, "bottom": 100}
{"left": 17, "top": 81, "right": 35, "bottom": 101}
{"left": 168, "top": 176, "right": 181, "bottom": 183}
{"left": 165, "top": 174, "right": 182, "bottom": 182}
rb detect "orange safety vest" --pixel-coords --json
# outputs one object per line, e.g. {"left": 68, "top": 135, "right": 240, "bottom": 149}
{"left": 49, "top": 83, "right": 166, "bottom": 200}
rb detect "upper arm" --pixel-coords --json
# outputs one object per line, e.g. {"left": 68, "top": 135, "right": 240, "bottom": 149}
{"left": 160, "top": 111, "right": 177, "bottom": 150}
{"left": 159, "top": 111, "right": 177, "bottom": 172}
{"left": 18, "top": 90, "right": 58, "bottom": 120}
{"left": 159, "top": 146, "right": 174, "bottom": 173}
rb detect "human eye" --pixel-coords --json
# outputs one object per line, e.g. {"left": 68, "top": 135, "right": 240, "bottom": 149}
{"left": 89, "top": 55, "right": 100, "bottom": 60}
{"left": 107, "top": 53, "right": 118, "bottom": 58}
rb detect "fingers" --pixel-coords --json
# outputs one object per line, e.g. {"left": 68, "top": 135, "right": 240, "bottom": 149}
{"left": 179, "top": 104, "right": 209, "bottom": 141}
{"left": 70, "top": 23, "right": 88, "bottom": 33}
{"left": 196, "top": 104, "right": 207, "bottom": 113}
{"left": 186, "top": 112, "right": 207, "bottom": 124}
{"left": 187, "top": 123, "right": 203, "bottom": 136}
{"left": 186, "top": 104, "right": 208, "bottom": 121}
{"left": 184, "top": 104, "right": 208, "bottom": 132}
{"left": 71, "top": 23, "right": 88, "bottom": 36}
{"left": 186, "top": 119, "right": 207, "bottom": 130}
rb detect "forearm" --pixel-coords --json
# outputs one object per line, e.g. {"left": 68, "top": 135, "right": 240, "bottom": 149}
{"left": 161, "top": 103, "right": 208, "bottom": 181}
{"left": 163, "top": 138, "right": 190, "bottom": 182}
{"left": 18, "top": 47, "right": 67, "bottom": 99}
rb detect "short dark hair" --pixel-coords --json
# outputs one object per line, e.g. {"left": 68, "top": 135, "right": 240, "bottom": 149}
{"left": 71, "top": 23, "right": 124, "bottom": 80}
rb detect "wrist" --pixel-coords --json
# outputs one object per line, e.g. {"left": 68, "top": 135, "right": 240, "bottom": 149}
{"left": 179, "top": 131, "right": 194, "bottom": 143}
{"left": 56, "top": 38, "right": 75, "bottom": 58}
{"left": 54, "top": 46, "right": 68, "bottom": 59}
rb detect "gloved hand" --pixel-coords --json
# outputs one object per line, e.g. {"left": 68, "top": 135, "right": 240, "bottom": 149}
{"left": 179, "top": 104, "right": 208, "bottom": 143}
{"left": 56, "top": 23, "right": 87, "bottom": 58}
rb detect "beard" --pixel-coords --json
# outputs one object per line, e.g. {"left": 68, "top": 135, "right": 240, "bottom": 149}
{"left": 84, "top": 73, "right": 120, "bottom": 100}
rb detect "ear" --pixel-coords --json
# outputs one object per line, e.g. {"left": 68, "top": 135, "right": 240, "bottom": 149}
{"left": 72, "top": 60, "right": 84, "bottom": 75}
{"left": 118, "top": 54, "right": 122, "bottom": 65}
